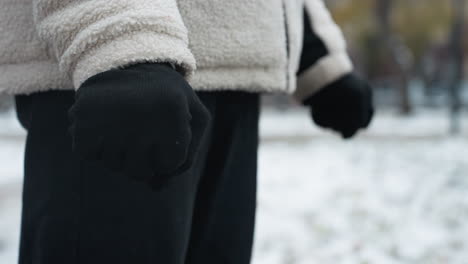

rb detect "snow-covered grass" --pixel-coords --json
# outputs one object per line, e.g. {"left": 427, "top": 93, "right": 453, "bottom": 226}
{"left": 1, "top": 108, "right": 468, "bottom": 264}
{"left": 0, "top": 111, "right": 24, "bottom": 264}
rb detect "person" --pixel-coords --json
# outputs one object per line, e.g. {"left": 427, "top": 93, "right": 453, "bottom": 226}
{"left": 0, "top": 0, "right": 374, "bottom": 263}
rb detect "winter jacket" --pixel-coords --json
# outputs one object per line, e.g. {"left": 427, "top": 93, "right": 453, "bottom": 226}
{"left": 0, "top": 0, "right": 352, "bottom": 101}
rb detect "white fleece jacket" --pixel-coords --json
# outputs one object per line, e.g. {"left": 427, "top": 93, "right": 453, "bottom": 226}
{"left": 0, "top": 0, "right": 352, "bottom": 100}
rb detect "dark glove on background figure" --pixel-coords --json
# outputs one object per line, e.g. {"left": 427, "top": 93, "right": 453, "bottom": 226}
{"left": 304, "top": 73, "right": 374, "bottom": 139}
{"left": 68, "top": 63, "right": 210, "bottom": 189}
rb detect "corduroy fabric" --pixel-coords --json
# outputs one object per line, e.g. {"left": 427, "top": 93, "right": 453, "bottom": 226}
{"left": 15, "top": 90, "right": 260, "bottom": 264}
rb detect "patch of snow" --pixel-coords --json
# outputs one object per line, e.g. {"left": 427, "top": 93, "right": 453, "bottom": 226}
{"left": 260, "top": 108, "right": 468, "bottom": 138}
{"left": 0, "top": 111, "right": 25, "bottom": 138}
{"left": 253, "top": 137, "right": 468, "bottom": 264}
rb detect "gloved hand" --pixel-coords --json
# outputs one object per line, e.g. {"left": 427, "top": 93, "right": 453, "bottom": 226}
{"left": 68, "top": 63, "right": 210, "bottom": 189}
{"left": 304, "top": 73, "right": 374, "bottom": 139}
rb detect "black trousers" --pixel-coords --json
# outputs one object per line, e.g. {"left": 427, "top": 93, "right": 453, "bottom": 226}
{"left": 15, "top": 90, "right": 260, "bottom": 264}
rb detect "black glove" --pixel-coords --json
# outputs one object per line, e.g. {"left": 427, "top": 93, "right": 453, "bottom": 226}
{"left": 68, "top": 63, "right": 210, "bottom": 189}
{"left": 304, "top": 73, "right": 374, "bottom": 139}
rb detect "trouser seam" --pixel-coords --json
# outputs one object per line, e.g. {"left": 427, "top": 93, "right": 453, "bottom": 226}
{"left": 74, "top": 160, "right": 83, "bottom": 264}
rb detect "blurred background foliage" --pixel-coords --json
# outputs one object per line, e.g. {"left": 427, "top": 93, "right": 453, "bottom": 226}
{"left": 332, "top": 0, "right": 453, "bottom": 61}
{"left": 324, "top": 0, "right": 467, "bottom": 121}
{"left": 329, "top": 0, "right": 457, "bottom": 75}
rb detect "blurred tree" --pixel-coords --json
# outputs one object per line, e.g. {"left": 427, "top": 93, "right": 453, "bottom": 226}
{"left": 393, "top": 0, "right": 452, "bottom": 62}
{"left": 393, "top": 0, "right": 453, "bottom": 104}
{"left": 375, "top": 0, "right": 413, "bottom": 114}
{"left": 448, "top": 0, "right": 466, "bottom": 134}
{"left": 329, "top": 0, "right": 414, "bottom": 113}
{"left": 330, "top": 0, "right": 452, "bottom": 75}
{"left": 0, "top": 95, "right": 13, "bottom": 112}
{"left": 328, "top": 0, "right": 466, "bottom": 112}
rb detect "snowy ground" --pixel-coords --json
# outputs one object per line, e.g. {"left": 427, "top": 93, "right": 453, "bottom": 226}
{"left": 1, "top": 108, "right": 468, "bottom": 264}
{"left": 0, "top": 112, "right": 24, "bottom": 264}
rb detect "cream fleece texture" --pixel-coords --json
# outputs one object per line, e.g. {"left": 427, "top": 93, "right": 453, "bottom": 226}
{"left": 0, "top": 0, "right": 352, "bottom": 97}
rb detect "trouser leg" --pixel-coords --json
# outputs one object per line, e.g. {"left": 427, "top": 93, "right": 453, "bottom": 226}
{"left": 15, "top": 91, "right": 214, "bottom": 264}
{"left": 186, "top": 92, "right": 260, "bottom": 264}
{"left": 17, "top": 91, "right": 80, "bottom": 264}
{"left": 15, "top": 90, "right": 260, "bottom": 264}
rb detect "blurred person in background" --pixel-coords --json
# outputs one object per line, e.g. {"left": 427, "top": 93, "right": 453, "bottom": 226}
{"left": 0, "top": 0, "right": 373, "bottom": 263}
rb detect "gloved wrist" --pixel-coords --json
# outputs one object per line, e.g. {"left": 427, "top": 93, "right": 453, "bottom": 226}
{"left": 303, "top": 73, "right": 355, "bottom": 106}
{"left": 304, "top": 73, "right": 374, "bottom": 139}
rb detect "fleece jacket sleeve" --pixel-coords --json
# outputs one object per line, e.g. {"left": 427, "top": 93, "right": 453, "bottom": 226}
{"left": 33, "top": 0, "right": 196, "bottom": 89}
{"left": 294, "top": 0, "right": 353, "bottom": 102}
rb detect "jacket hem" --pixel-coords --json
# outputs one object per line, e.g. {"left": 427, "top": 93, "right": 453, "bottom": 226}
{"left": 73, "top": 31, "right": 196, "bottom": 89}
{"left": 1, "top": 64, "right": 291, "bottom": 95}
{"left": 189, "top": 67, "right": 289, "bottom": 94}
{"left": 0, "top": 61, "right": 72, "bottom": 95}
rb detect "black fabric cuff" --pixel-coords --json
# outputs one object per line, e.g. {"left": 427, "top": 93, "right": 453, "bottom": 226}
{"left": 297, "top": 9, "right": 329, "bottom": 76}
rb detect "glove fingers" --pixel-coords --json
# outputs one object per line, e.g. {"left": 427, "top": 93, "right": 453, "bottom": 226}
{"left": 337, "top": 119, "right": 359, "bottom": 139}
{"left": 185, "top": 96, "right": 211, "bottom": 166}
{"left": 148, "top": 98, "right": 200, "bottom": 188}
{"left": 149, "top": 170, "right": 173, "bottom": 191}
{"left": 123, "top": 143, "right": 153, "bottom": 182}
{"left": 148, "top": 144, "right": 172, "bottom": 190}
{"left": 72, "top": 130, "right": 104, "bottom": 161}
{"left": 361, "top": 107, "right": 374, "bottom": 128}
{"left": 361, "top": 82, "right": 374, "bottom": 128}
{"left": 340, "top": 108, "right": 372, "bottom": 139}
{"left": 154, "top": 132, "right": 193, "bottom": 178}
{"left": 151, "top": 95, "right": 210, "bottom": 185}
{"left": 154, "top": 129, "right": 195, "bottom": 184}
{"left": 149, "top": 132, "right": 191, "bottom": 190}
{"left": 101, "top": 137, "right": 126, "bottom": 172}
{"left": 341, "top": 128, "right": 359, "bottom": 139}
{"left": 311, "top": 108, "right": 332, "bottom": 129}
{"left": 335, "top": 113, "right": 361, "bottom": 139}
{"left": 150, "top": 120, "right": 192, "bottom": 174}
